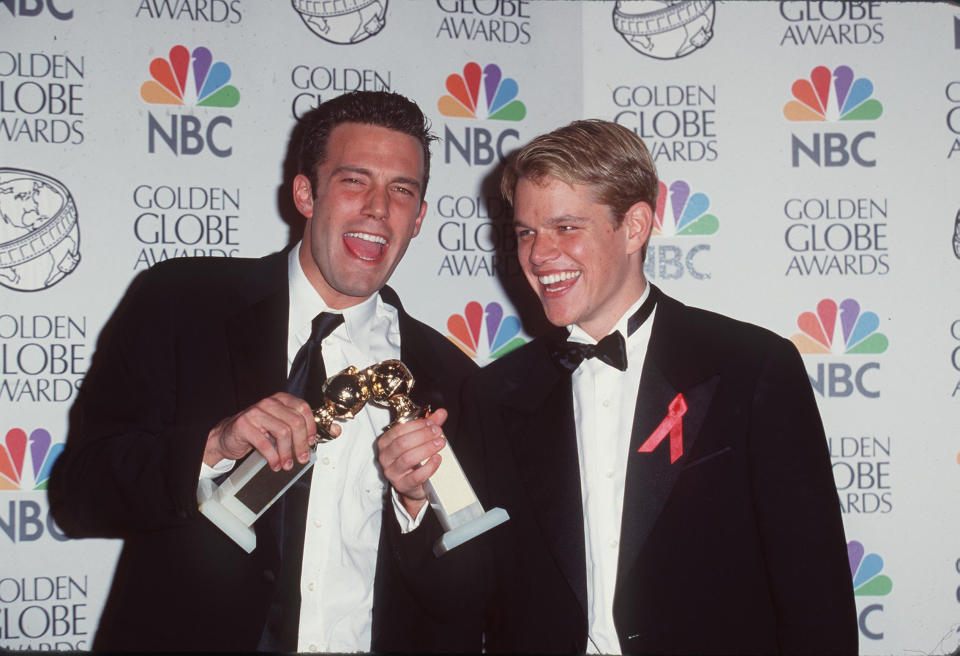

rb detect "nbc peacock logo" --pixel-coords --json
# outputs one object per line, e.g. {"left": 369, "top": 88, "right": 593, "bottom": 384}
{"left": 0, "top": 428, "right": 63, "bottom": 491}
{"left": 784, "top": 65, "right": 882, "bottom": 122}
{"left": 140, "top": 45, "right": 240, "bottom": 108}
{"left": 447, "top": 301, "right": 526, "bottom": 363}
{"left": 849, "top": 540, "right": 893, "bottom": 596}
{"left": 438, "top": 62, "right": 526, "bottom": 122}
{"left": 652, "top": 179, "right": 718, "bottom": 237}
{"left": 849, "top": 539, "right": 892, "bottom": 641}
{"left": 790, "top": 298, "right": 888, "bottom": 355}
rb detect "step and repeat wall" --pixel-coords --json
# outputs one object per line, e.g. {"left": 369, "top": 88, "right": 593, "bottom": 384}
{"left": 2, "top": 1, "right": 959, "bottom": 652}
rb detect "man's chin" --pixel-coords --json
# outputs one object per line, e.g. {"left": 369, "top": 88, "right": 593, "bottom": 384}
{"left": 332, "top": 270, "right": 391, "bottom": 299}
{"left": 541, "top": 303, "right": 576, "bottom": 329}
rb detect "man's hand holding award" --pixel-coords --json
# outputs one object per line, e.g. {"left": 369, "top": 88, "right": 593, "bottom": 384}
{"left": 197, "top": 359, "right": 507, "bottom": 555}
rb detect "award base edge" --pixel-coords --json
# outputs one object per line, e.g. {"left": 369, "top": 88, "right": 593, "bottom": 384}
{"left": 432, "top": 506, "right": 509, "bottom": 558}
{"left": 197, "top": 478, "right": 257, "bottom": 554}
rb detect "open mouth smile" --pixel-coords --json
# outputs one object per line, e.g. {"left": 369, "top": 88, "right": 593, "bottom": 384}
{"left": 343, "top": 231, "right": 388, "bottom": 262}
{"left": 538, "top": 271, "right": 581, "bottom": 293}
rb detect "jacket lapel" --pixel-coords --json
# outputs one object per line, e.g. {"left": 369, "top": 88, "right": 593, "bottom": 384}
{"left": 382, "top": 285, "right": 449, "bottom": 412}
{"left": 223, "top": 251, "right": 289, "bottom": 563}
{"left": 615, "top": 292, "right": 719, "bottom": 599}
{"left": 225, "top": 291, "right": 288, "bottom": 409}
{"left": 224, "top": 257, "right": 289, "bottom": 410}
{"left": 500, "top": 337, "right": 588, "bottom": 617}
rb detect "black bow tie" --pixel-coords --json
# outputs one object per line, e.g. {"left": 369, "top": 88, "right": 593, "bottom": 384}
{"left": 552, "top": 331, "right": 628, "bottom": 372}
{"left": 549, "top": 285, "right": 660, "bottom": 374}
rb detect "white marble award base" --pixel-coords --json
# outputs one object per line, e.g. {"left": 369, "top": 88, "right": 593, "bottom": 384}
{"left": 426, "top": 441, "right": 509, "bottom": 557}
{"left": 197, "top": 449, "right": 317, "bottom": 553}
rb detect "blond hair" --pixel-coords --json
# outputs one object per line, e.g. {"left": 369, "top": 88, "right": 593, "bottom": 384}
{"left": 501, "top": 119, "right": 658, "bottom": 224}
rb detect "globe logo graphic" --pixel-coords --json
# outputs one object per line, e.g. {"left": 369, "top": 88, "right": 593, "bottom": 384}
{"left": 292, "top": 0, "right": 388, "bottom": 45}
{"left": 0, "top": 169, "right": 80, "bottom": 292}
{"left": 613, "top": 0, "right": 715, "bottom": 60}
{"left": 953, "top": 209, "right": 960, "bottom": 260}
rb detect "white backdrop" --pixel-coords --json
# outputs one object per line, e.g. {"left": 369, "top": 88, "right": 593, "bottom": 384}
{"left": 2, "top": 1, "right": 959, "bottom": 653}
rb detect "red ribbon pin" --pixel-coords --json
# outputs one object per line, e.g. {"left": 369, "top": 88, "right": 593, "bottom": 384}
{"left": 637, "top": 393, "right": 687, "bottom": 464}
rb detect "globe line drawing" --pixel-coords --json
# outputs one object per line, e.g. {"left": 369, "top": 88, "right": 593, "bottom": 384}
{"left": 613, "top": 0, "right": 715, "bottom": 60}
{"left": 292, "top": 0, "right": 388, "bottom": 45}
{"left": 0, "top": 168, "right": 80, "bottom": 292}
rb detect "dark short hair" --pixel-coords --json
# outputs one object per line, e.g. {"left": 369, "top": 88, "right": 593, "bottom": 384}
{"left": 297, "top": 91, "right": 436, "bottom": 199}
{"left": 501, "top": 119, "right": 659, "bottom": 225}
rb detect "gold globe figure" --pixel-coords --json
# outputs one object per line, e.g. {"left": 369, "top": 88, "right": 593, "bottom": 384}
{"left": 366, "top": 359, "right": 426, "bottom": 425}
{"left": 312, "top": 365, "right": 372, "bottom": 441}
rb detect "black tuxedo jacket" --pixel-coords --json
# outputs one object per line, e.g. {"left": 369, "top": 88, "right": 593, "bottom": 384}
{"left": 49, "top": 250, "right": 475, "bottom": 652}
{"left": 395, "top": 288, "right": 857, "bottom": 654}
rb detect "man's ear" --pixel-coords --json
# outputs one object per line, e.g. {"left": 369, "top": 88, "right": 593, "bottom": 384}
{"left": 623, "top": 200, "right": 653, "bottom": 256}
{"left": 293, "top": 174, "right": 314, "bottom": 219}
{"left": 411, "top": 200, "right": 427, "bottom": 238}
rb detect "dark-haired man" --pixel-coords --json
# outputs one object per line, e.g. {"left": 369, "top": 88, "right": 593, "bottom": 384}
{"left": 383, "top": 120, "right": 857, "bottom": 653}
{"left": 50, "top": 91, "right": 474, "bottom": 652}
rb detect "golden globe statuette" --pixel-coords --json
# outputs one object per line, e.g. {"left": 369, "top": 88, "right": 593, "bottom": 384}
{"left": 367, "top": 360, "right": 509, "bottom": 556}
{"left": 197, "top": 366, "right": 371, "bottom": 553}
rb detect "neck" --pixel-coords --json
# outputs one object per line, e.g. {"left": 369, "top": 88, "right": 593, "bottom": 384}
{"left": 297, "top": 243, "right": 372, "bottom": 310}
{"left": 577, "top": 278, "right": 648, "bottom": 341}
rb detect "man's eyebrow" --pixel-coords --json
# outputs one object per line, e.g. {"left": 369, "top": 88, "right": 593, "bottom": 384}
{"left": 330, "top": 165, "right": 371, "bottom": 178}
{"left": 513, "top": 215, "right": 590, "bottom": 229}
{"left": 550, "top": 214, "right": 589, "bottom": 224}
{"left": 331, "top": 166, "right": 422, "bottom": 191}
{"left": 390, "top": 175, "right": 422, "bottom": 191}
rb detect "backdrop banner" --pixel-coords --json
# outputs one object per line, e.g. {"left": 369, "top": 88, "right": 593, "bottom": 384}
{"left": 2, "top": 2, "right": 959, "bottom": 653}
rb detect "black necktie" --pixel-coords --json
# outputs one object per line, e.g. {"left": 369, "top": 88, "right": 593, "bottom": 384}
{"left": 259, "top": 311, "right": 342, "bottom": 652}
{"left": 286, "top": 311, "right": 344, "bottom": 403}
{"left": 550, "top": 286, "right": 660, "bottom": 374}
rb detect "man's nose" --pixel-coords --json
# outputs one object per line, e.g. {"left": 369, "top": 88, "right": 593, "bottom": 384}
{"left": 364, "top": 185, "right": 389, "bottom": 219}
{"left": 528, "top": 232, "right": 558, "bottom": 265}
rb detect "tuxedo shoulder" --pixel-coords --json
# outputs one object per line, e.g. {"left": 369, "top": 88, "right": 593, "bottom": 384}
{"left": 401, "top": 311, "right": 477, "bottom": 376}
{"left": 144, "top": 252, "right": 275, "bottom": 287}
{"left": 470, "top": 333, "right": 555, "bottom": 383}
{"left": 130, "top": 252, "right": 284, "bottom": 306}
{"left": 671, "top": 301, "right": 798, "bottom": 360}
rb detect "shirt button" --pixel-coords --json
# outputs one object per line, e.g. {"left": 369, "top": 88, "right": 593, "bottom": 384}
{"left": 313, "top": 519, "right": 322, "bottom": 528}
{"left": 609, "top": 539, "right": 618, "bottom": 549}
{"left": 602, "top": 399, "right": 611, "bottom": 408}
{"left": 321, "top": 456, "right": 330, "bottom": 466}
{"left": 309, "top": 644, "right": 317, "bottom": 651}
{"left": 308, "top": 581, "right": 315, "bottom": 592}
{"left": 605, "top": 469, "right": 614, "bottom": 479}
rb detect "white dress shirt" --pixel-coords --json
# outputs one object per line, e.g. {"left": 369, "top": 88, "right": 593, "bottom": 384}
{"left": 568, "top": 284, "right": 655, "bottom": 655}
{"left": 201, "top": 243, "right": 419, "bottom": 652}
{"left": 287, "top": 243, "right": 405, "bottom": 652}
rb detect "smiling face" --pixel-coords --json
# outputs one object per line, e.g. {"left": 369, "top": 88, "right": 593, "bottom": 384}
{"left": 294, "top": 122, "right": 427, "bottom": 309}
{"left": 513, "top": 176, "right": 652, "bottom": 341}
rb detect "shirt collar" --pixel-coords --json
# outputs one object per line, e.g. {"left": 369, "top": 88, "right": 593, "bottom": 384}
{"left": 567, "top": 282, "right": 651, "bottom": 346}
{"left": 287, "top": 242, "right": 385, "bottom": 347}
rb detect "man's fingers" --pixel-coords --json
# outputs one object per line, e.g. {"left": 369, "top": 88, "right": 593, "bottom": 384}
{"left": 379, "top": 416, "right": 433, "bottom": 448}
{"left": 239, "top": 410, "right": 297, "bottom": 471}
{"left": 391, "top": 453, "right": 441, "bottom": 500}
{"left": 377, "top": 414, "right": 449, "bottom": 501}
{"left": 388, "top": 435, "right": 445, "bottom": 476}
{"left": 425, "top": 407, "right": 448, "bottom": 428}
{"left": 378, "top": 420, "right": 442, "bottom": 472}
{"left": 206, "top": 392, "right": 329, "bottom": 470}
{"left": 402, "top": 453, "right": 441, "bottom": 488}
{"left": 226, "top": 395, "right": 315, "bottom": 470}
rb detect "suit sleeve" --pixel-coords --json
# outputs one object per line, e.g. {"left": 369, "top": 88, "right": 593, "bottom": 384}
{"left": 377, "top": 374, "right": 492, "bottom": 652}
{"left": 748, "top": 337, "right": 858, "bottom": 654}
{"left": 49, "top": 267, "right": 209, "bottom": 538}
